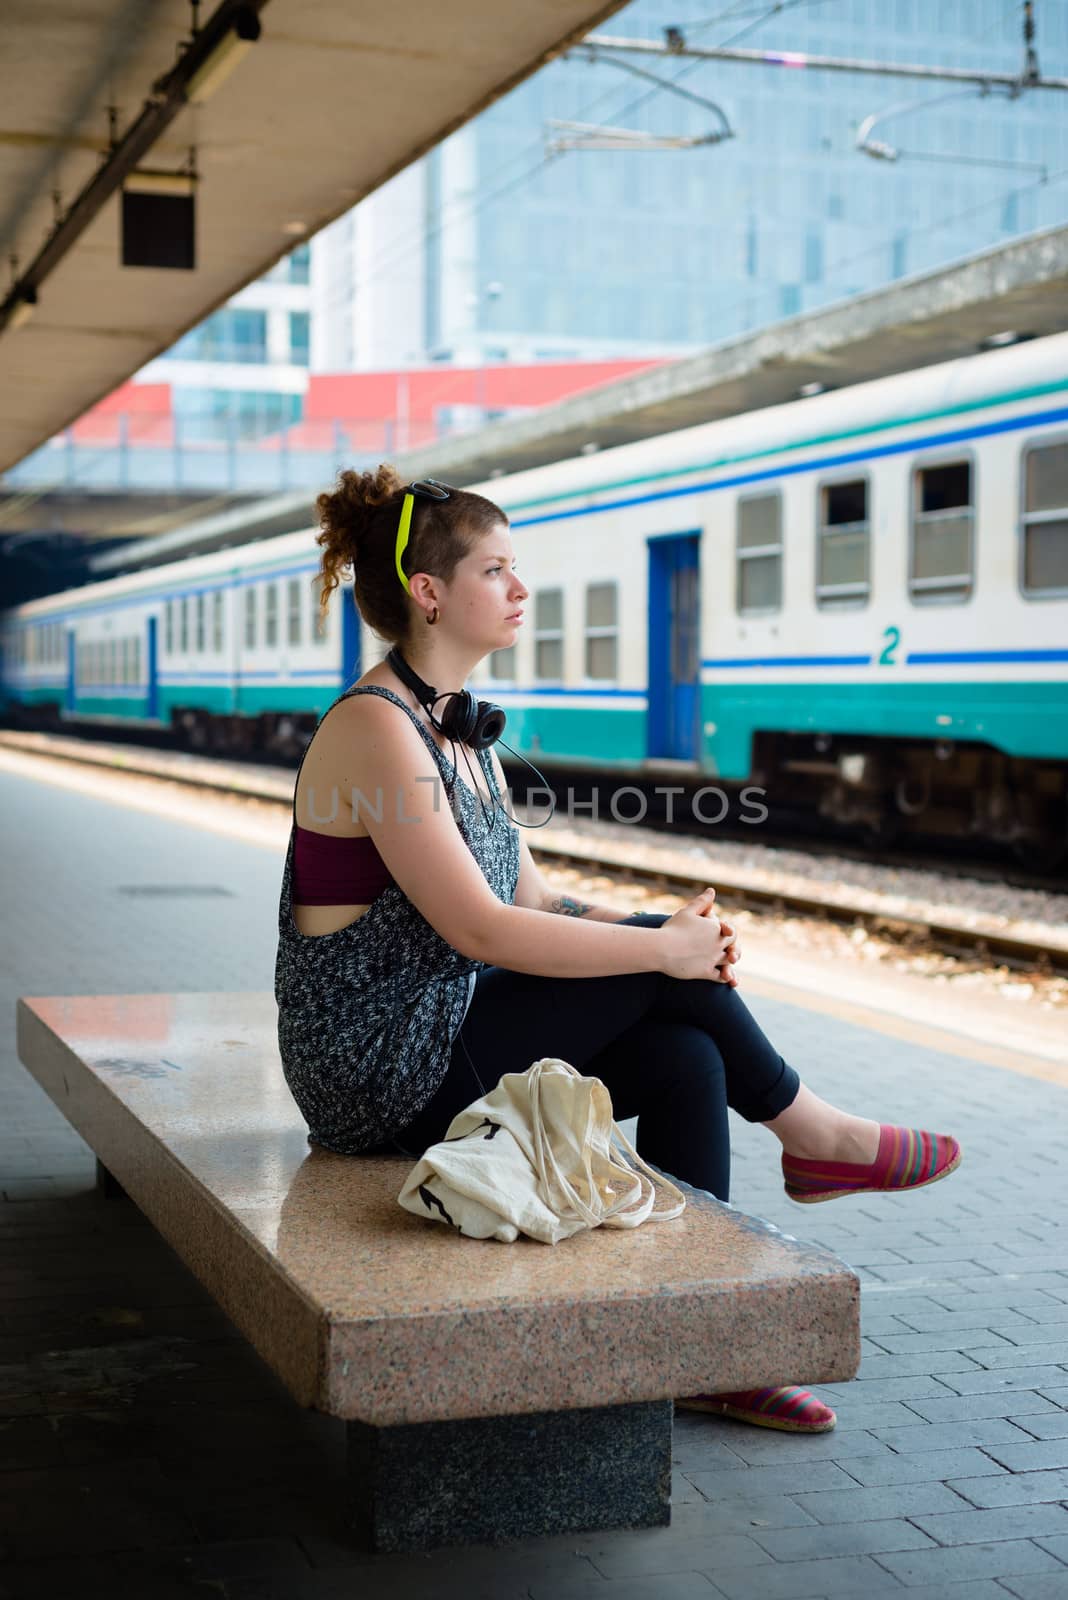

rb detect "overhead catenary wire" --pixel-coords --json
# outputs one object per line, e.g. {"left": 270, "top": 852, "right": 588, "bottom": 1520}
{"left": 335, "top": 0, "right": 1063, "bottom": 331}
{"left": 343, "top": 0, "right": 830, "bottom": 310}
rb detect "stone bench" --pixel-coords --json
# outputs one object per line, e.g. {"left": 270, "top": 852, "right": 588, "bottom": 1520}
{"left": 15, "top": 991, "right": 861, "bottom": 1552}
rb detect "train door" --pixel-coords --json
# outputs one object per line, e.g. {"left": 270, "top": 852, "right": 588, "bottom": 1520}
{"left": 646, "top": 532, "right": 701, "bottom": 761}
{"left": 65, "top": 629, "right": 76, "bottom": 712}
{"left": 341, "top": 588, "right": 361, "bottom": 686}
{"left": 146, "top": 615, "right": 159, "bottom": 719}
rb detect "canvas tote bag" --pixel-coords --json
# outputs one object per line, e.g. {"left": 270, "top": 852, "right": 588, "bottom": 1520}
{"left": 398, "top": 1057, "right": 686, "bottom": 1244}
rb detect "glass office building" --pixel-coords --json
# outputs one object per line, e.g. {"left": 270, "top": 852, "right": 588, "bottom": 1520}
{"left": 391, "top": 0, "right": 1067, "bottom": 362}
{"left": 158, "top": 0, "right": 1068, "bottom": 380}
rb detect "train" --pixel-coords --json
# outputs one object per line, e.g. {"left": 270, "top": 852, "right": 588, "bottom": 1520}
{"left": 3, "top": 331, "right": 1067, "bottom": 865}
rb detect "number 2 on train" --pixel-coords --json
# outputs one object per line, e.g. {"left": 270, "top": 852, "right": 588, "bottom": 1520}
{"left": 878, "top": 625, "right": 900, "bottom": 666}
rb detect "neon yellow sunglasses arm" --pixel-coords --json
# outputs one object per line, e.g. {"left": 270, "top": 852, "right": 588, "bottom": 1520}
{"left": 394, "top": 492, "right": 415, "bottom": 594}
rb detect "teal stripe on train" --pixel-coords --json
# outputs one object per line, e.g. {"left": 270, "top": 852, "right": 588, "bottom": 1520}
{"left": 8, "top": 680, "right": 1065, "bottom": 778}
{"left": 700, "top": 680, "right": 1067, "bottom": 780}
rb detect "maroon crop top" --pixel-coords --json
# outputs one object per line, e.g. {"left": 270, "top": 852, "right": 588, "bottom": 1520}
{"left": 291, "top": 824, "right": 395, "bottom": 905}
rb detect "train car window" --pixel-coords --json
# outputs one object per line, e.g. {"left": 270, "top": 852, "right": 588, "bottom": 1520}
{"left": 212, "top": 591, "right": 224, "bottom": 652}
{"left": 910, "top": 460, "right": 973, "bottom": 603}
{"left": 489, "top": 645, "right": 516, "bottom": 681}
{"left": 287, "top": 578, "right": 302, "bottom": 646}
{"left": 816, "top": 478, "right": 870, "bottom": 608}
{"left": 534, "top": 588, "right": 564, "bottom": 681}
{"left": 164, "top": 600, "right": 174, "bottom": 655}
{"left": 736, "top": 492, "right": 783, "bottom": 614}
{"left": 107, "top": 638, "right": 116, "bottom": 686}
{"left": 1022, "top": 439, "right": 1068, "bottom": 595}
{"left": 195, "top": 593, "right": 206, "bottom": 653}
{"left": 245, "top": 587, "right": 257, "bottom": 649}
{"left": 180, "top": 597, "right": 190, "bottom": 652}
{"left": 584, "top": 582, "right": 618, "bottom": 681}
{"left": 310, "top": 582, "right": 329, "bottom": 645}
{"left": 132, "top": 636, "right": 140, "bottom": 684}
{"left": 265, "top": 583, "right": 279, "bottom": 648}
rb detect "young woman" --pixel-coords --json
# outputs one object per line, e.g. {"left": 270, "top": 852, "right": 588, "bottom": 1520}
{"left": 275, "top": 465, "right": 962, "bottom": 1436}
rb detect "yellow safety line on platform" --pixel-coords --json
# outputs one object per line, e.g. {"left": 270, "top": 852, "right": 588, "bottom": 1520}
{"left": 738, "top": 971, "right": 1068, "bottom": 1091}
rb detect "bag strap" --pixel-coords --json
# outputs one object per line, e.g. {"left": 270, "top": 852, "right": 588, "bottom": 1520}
{"left": 529, "top": 1062, "right": 605, "bottom": 1228}
{"left": 607, "top": 1118, "right": 687, "bottom": 1221}
{"left": 528, "top": 1061, "right": 687, "bottom": 1227}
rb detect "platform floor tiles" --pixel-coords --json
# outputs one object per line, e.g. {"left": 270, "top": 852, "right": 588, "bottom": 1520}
{"left": 2, "top": 762, "right": 1067, "bottom": 1600}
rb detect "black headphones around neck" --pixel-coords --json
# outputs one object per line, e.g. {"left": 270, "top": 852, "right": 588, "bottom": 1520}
{"left": 386, "top": 647, "right": 507, "bottom": 750}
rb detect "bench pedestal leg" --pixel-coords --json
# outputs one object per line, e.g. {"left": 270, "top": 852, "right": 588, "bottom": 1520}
{"left": 95, "top": 1158, "right": 127, "bottom": 1200}
{"left": 344, "top": 1399, "right": 672, "bottom": 1552}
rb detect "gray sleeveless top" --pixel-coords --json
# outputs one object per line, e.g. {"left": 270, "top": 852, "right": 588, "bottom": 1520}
{"left": 274, "top": 684, "right": 520, "bottom": 1153}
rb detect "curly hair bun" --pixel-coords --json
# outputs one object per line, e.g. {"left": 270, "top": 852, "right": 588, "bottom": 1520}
{"left": 316, "top": 464, "right": 404, "bottom": 565}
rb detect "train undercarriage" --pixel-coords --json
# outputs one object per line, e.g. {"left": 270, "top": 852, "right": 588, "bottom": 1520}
{"left": 754, "top": 731, "right": 1068, "bottom": 870}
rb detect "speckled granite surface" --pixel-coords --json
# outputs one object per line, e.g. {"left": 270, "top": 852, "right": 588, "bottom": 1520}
{"left": 16, "top": 991, "right": 860, "bottom": 1428}
{"left": 347, "top": 1401, "right": 673, "bottom": 1551}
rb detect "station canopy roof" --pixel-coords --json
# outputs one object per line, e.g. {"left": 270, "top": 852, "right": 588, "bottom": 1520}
{"left": 0, "top": 0, "right": 627, "bottom": 476}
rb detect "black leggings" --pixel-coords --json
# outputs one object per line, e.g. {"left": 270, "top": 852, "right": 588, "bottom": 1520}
{"left": 390, "top": 913, "right": 800, "bottom": 1201}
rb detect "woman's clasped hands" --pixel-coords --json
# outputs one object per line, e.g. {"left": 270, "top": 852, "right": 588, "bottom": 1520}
{"left": 659, "top": 887, "right": 741, "bottom": 986}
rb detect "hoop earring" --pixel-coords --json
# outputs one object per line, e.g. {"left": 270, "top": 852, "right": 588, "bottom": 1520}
{"left": 426, "top": 606, "right": 439, "bottom": 626}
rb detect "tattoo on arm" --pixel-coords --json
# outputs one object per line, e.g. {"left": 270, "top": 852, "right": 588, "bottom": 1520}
{"left": 548, "top": 894, "right": 595, "bottom": 918}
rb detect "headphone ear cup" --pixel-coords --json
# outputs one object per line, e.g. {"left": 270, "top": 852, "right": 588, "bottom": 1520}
{"left": 438, "top": 690, "right": 478, "bottom": 744}
{"left": 471, "top": 702, "right": 507, "bottom": 749}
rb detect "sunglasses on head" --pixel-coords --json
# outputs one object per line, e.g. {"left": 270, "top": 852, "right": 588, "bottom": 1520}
{"left": 395, "top": 479, "right": 451, "bottom": 593}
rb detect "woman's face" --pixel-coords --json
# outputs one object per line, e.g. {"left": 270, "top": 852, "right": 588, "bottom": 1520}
{"left": 445, "top": 523, "right": 528, "bottom": 651}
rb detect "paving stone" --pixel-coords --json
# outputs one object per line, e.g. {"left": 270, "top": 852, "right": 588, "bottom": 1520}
{"left": 583, "top": 1530, "right": 770, "bottom": 1579}
{"left": 166, "top": 1538, "right": 315, "bottom": 1581}
{"left": 867, "top": 1329, "right": 1020, "bottom": 1355}
{"left": 791, "top": 1481, "right": 975, "bottom": 1524}
{"left": 660, "top": 1495, "right": 819, "bottom": 1534}
{"left": 693, "top": 1428, "right": 894, "bottom": 1466}
{"left": 1035, "top": 1534, "right": 1068, "bottom": 1562}
{"left": 910, "top": 1503, "right": 1068, "bottom": 1545}
{"left": 528, "top": 1577, "right": 719, "bottom": 1600}
{"left": 685, "top": 1461, "right": 861, "bottom": 1501}
{"left": 866, "top": 1418, "right": 1038, "bottom": 1454}
{"left": 998, "top": 1575, "right": 1068, "bottom": 1600}
{"left": 1012, "top": 1412, "right": 1068, "bottom": 1440}
{"left": 946, "top": 1468, "right": 1068, "bottom": 1508}
{"left": 856, "top": 1352, "right": 985, "bottom": 1380}
{"left": 941, "top": 1367, "right": 1068, "bottom": 1396}
{"left": 820, "top": 1375, "right": 957, "bottom": 1404}
{"left": 748, "top": 1516, "right": 936, "bottom": 1561}
{"left": 872, "top": 1539, "right": 1065, "bottom": 1586}
{"left": 970, "top": 1342, "right": 1068, "bottom": 1369}
{"left": 996, "top": 1325, "right": 1068, "bottom": 1347}
{"left": 905, "top": 1391, "right": 1060, "bottom": 1424}
{"left": 7, "top": 758, "right": 1068, "bottom": 1597}
{"left": 838, "top": 1448, "right": 1009, "bottom": 1487}
{"left": 870, "top": 1584, "right": 1007, "bottom": 1600}
{"left": 700, "top": 1552, "right": 907, "bottom": 1599}
{"left": 985, "top": 1439, "right": 1068, "bottom": 1473}
{"left": 892, "top": 1310, "right": 1043, "bottom": 1334}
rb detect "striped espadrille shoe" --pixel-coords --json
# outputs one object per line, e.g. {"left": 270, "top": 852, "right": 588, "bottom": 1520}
{"left": 783, "top": 1123, "right": 961, "bottom": 1205}
{"left": 676, "top": 1386, "right": 836, "bottom": 1432}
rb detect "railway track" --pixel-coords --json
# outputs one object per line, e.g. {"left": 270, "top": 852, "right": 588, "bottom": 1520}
{"left": 4, "top": 727, "right": 1067, "bottom": 978}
